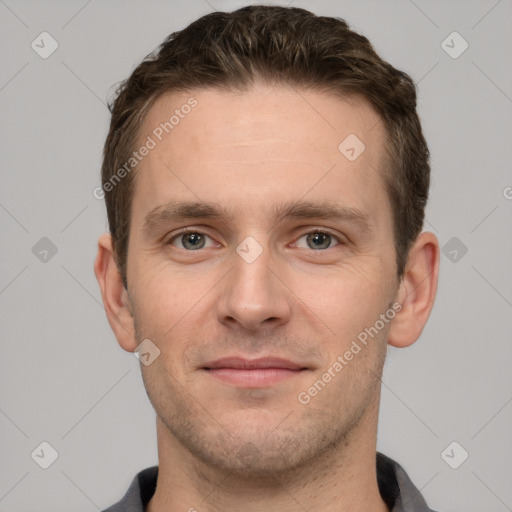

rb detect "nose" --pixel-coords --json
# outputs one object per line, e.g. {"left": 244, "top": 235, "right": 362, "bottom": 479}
{"left": 215, "top": 241, "right": 292, "bottom": 332}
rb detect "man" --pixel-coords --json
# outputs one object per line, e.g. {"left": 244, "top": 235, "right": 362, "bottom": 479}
{"left": 95, "top": 5, "right": 439, "bottom": 511}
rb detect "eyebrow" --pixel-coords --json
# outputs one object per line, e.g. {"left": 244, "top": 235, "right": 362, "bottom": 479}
{"left": 142, "top": 200, "right": 373, "bottom": 236}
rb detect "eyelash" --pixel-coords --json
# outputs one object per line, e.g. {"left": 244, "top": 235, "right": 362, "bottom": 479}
{"left": 167, "top": 228, "right": 344, "bottom": 250}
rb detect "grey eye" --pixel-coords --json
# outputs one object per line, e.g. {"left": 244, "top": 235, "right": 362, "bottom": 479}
{"left": 308, "top": 232, "right": 330, "bottom": 250}
{"left": 171, "top": 232, "right": 211, "bottom": 250}
{"left": 299, "top": 232, "right": 338, "bottom": 250}
{"left": 181, "top": 232, "right": 205, "bottom": 250}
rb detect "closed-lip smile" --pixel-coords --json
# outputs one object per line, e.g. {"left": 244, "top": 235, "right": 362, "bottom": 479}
{"left": 202, "top": 357, "right": 308, "bottom": 387}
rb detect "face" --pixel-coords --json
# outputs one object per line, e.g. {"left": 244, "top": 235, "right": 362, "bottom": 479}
{"left": 124, "top": 85, "right": 400, "bottom": 475}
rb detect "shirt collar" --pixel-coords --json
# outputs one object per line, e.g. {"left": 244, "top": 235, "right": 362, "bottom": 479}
{"left": 103, "top": 453, "right": 436, "bottom": 512}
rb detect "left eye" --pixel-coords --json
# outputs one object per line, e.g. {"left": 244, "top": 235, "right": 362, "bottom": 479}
{"left": 294, "top": 231, "right": 341, "bottom": 250}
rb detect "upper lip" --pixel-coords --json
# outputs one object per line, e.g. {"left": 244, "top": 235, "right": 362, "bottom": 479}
{"left": 202, "top": 357, "right": 305, "bottom": 370}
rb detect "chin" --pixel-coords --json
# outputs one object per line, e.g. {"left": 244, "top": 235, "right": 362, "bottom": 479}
{"left": 174, "top": 417, "right": 340, "bottom": 479}
{"left": 202, "top": 435, "right": 310, "bottom": 477}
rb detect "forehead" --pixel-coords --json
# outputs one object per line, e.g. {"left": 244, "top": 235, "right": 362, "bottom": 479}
{"left": 141, "top": 84, "right": 385, "bottom": 161}
{"left": 132, "top": 84, "right": 390, "bottom": 228}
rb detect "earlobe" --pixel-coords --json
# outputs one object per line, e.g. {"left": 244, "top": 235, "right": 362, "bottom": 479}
{"left": 94, "top": 233, "right": 138, "bottom": 352}
{"left": 388, "top": 231, "right": 439, "bottom": 348}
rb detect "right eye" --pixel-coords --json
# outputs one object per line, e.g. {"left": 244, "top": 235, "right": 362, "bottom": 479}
{"left": 167, "top": 230, "right": 217, "bottom": 250}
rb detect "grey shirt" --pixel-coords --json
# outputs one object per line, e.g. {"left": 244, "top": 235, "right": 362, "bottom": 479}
{"left": 103, "top": 452, "right": 437, "bottom": 511}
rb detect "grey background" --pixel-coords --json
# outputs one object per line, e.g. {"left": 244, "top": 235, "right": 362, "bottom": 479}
{"left": 1, "top": 0, "right": 511, "bottom": 510}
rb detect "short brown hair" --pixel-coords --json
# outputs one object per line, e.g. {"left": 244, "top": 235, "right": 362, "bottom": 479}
{"left": 101, "top": 5, "right": 430, "bottom": 286}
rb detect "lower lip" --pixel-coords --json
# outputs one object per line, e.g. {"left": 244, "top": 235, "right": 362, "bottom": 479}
{"left": 204, "top": 368, "right": 305, "bottom": 387}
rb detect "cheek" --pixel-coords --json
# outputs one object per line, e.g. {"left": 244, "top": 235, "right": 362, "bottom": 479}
{"left": 130, "top": 269, "right": 219, "bottom": 370}
{"left": 292, "top": 259, "right": 392, "bottom": 339}
{"left": 131, "top": 262, "right": 204, "bottom": 327}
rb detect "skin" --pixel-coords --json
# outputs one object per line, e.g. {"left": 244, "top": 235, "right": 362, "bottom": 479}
{"left": 95, "top": 84, "right": 439, "bottom": 512}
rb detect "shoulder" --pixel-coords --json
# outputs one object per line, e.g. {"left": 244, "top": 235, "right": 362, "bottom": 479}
{"left": 377, "top": 453, "right": 439, "bottom": 512}
{"left": 102, "top": 466, "right": 158, "bottom": 512}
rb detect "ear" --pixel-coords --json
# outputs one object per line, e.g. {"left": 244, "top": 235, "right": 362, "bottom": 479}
{"left": 94, "top": 233, "right": 137, "bottom": 352}
{"left": 388, "top": 231, "right": 439, "bottom": 348}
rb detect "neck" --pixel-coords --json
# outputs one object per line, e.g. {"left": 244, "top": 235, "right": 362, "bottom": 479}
{"left": 146, "top": 397, "right": 389, "bottom": 512}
